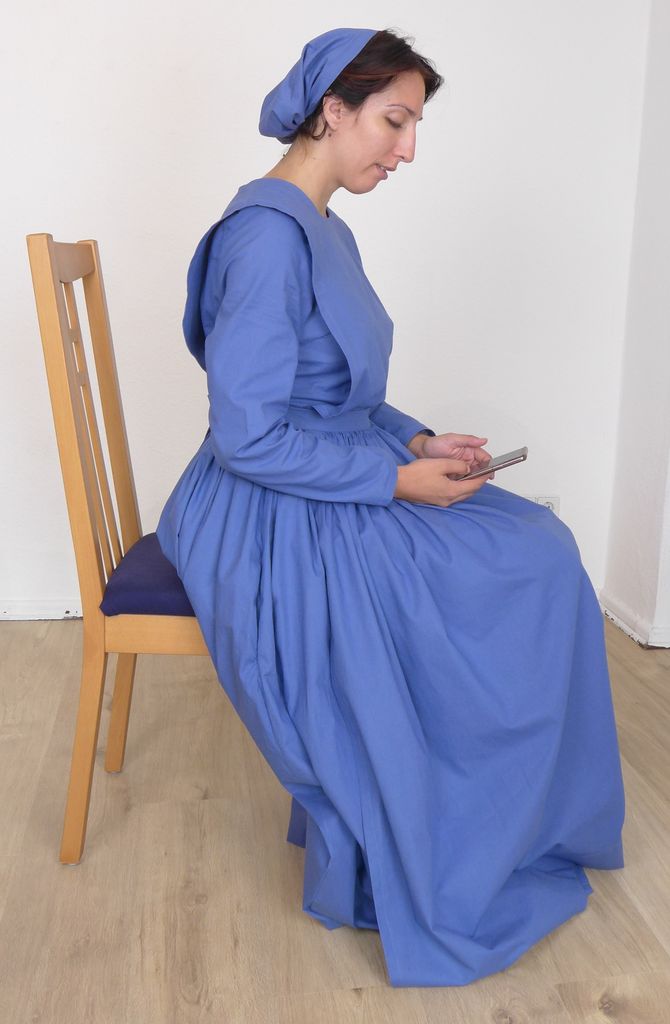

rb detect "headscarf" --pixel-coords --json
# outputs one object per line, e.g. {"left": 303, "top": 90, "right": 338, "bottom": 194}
{"left": 258, "top": 27, "right": 378, "bottom": 143}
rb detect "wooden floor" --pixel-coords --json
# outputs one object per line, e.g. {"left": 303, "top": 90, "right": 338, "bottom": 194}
{"left": 0, "top": 618, "right": 669, "bottom": 1022}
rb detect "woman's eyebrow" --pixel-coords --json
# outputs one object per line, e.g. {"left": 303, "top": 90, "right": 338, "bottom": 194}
{"left": 385, "top": 103, "right": 423, "bottom": 121}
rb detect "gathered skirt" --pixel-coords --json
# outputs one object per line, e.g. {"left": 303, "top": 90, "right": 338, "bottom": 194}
{"left": 156, "top": 411, "right": 625, "bottom": 987}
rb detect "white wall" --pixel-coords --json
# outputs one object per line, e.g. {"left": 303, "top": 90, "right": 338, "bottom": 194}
{"left": 657, "top": 464, "right": 670, "bottom": 634}
{"left": 600, "top": 0, "right": 670, "bottom": 646}
{"left": 1, "top": 2, "right": 655, "bottom": 627}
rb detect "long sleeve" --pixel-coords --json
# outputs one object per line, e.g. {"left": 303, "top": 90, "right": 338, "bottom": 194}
{"left": 204, "top": 209, "right": 399, "bottom": 505}
{"left": 369, "top": 401, "right": 436, "bottom": 446}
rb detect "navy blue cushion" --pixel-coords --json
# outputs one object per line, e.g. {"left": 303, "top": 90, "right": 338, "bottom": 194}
{"left": 99, "top": 532, "right": 195, "bottom": 617}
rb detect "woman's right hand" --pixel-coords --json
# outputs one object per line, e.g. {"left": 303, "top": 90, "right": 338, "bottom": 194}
{"left": 394, "top": 458, "right": 493, "bottom": 507}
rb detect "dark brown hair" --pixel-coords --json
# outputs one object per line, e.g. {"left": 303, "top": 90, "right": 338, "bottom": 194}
{"left": 293, "top": 28, "right": 445, "bottom": 143}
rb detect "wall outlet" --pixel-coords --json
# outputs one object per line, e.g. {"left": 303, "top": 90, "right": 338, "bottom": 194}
{"left": 528, "top": 495, "right": 561, "bottom": 515}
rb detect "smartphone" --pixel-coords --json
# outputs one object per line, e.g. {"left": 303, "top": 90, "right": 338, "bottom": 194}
{"left": 452, "top": 446, "right": 528, "bottom": 481}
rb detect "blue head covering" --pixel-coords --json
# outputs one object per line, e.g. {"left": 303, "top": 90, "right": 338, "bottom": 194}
{"left": 259, "top": 27, "right": 378, "bottom": 143}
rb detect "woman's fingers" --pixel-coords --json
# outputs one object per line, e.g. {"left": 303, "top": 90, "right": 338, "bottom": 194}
{"left": 445, "top": 433, "right": 488, "bottom": 447}
{"left": 442, "top": 458, "right": 473, "bottom": 480}
{"left": 448, "top": 469, "right": 486, "bottom": 491}
{"left": 433, "top": 433, "right": 487, "bottom": 447}
{"left": 474, "top": 447, "right": 492, "bottom": 465}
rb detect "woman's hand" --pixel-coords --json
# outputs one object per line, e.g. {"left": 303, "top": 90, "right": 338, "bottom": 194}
{"left": 394, "top": 457, "right": 494, "bottom": 508}
{"left": 420, "top": 432, "right": 492, "bottom": 468}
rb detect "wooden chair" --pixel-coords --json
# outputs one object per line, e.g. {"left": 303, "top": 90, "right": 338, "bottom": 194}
{"left": 26, "top": 232, "right": 209, "bottom": 866}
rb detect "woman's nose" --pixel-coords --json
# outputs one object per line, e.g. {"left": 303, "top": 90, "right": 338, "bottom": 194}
{"left": 396, "top": 131, "right": 417, "bottom": 164}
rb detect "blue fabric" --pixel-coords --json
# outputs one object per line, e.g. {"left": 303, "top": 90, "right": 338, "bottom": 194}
{"left": 258, "top": 27, "right": 377, "bottom": 143}
{"left": 99, "top": 532, "right": 195, "bottom": 617}
{"left": 157, "top": 177, "right": 625, "bottom": 987}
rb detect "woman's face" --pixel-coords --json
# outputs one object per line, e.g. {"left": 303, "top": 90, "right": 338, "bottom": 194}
{"left": 323, "top": 70, "right": 426, "bottom": 194}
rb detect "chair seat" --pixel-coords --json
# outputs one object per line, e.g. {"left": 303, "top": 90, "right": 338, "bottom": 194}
{"left": 100, "top": 533, "right": 195, "bottom": 617}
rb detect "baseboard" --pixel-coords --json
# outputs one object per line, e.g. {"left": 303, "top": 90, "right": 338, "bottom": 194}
{"left": 598, "top": 589, "right": 670, "bottom": 649}
{"left": 1, "top": 599, "right": 82, "bottom": 621}
{"left": 4, "top": 593, "right": 670, "bottom": 648}
{"left": 648, "top": 621, "right": 670, "bottom": 647}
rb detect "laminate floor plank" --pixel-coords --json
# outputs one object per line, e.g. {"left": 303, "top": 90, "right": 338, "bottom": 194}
{"left": 0, "top": 618, "right": 667, "bottom": 1023}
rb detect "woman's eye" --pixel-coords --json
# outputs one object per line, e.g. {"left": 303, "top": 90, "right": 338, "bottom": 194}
{"left": 386, "top": 118, "right": 404, "bottom": 129}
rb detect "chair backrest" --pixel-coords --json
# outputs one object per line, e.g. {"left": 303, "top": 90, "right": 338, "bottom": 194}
{"left": 26, "top": 233, "right": 142, "bottom": 618}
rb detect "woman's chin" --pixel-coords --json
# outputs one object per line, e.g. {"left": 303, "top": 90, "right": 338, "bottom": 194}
{"left": 345, "top": 176, "right": 383, "bottom": 196}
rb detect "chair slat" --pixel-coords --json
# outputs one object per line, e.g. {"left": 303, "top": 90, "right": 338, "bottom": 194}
{"left": 65, "top": 318, "right": 115, "bottom": 581}
{"left": 63, "top": 281, "right": 123, "bottom": 570}
{"left": 81, "top": 379, "right": 123, "bottom": 569}
{"left": 80, "top": 241, "right": 142, "bottom": 554}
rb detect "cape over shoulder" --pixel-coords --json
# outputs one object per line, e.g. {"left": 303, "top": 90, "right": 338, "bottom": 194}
{"left": 200, "top": 206, "right": 315, "bottom": 340}
{"left": 182, "top": 177, "right": 395, "bottom": 418}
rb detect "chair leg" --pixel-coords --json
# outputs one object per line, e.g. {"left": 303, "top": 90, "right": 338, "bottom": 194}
{"left": 104, "top": 653, "right": 137, "bottom": 773}
{"left": 59, "top": 637, "right": 108, "bottom": 865}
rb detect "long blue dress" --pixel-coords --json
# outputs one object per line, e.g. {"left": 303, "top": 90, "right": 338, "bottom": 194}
{"left": 156, "top": 177, "right": 626, "bottom": 987}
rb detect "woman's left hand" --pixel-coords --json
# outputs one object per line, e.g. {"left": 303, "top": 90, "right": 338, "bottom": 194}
{"left": 420, "top": 433, "right": 492, "bottom": 468}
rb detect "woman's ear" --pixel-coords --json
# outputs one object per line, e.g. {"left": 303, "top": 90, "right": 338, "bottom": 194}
{"left": 321, "top": 92, "right": 346, "bottom": 132}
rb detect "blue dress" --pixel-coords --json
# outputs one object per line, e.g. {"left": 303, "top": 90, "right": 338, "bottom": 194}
{"left": 156, "top": 177, "right": 626, "bottom": 987}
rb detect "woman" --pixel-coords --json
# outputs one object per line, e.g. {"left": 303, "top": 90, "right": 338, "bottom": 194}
{"left": 156, "top": 27, "right": 626, "bottom": 987}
